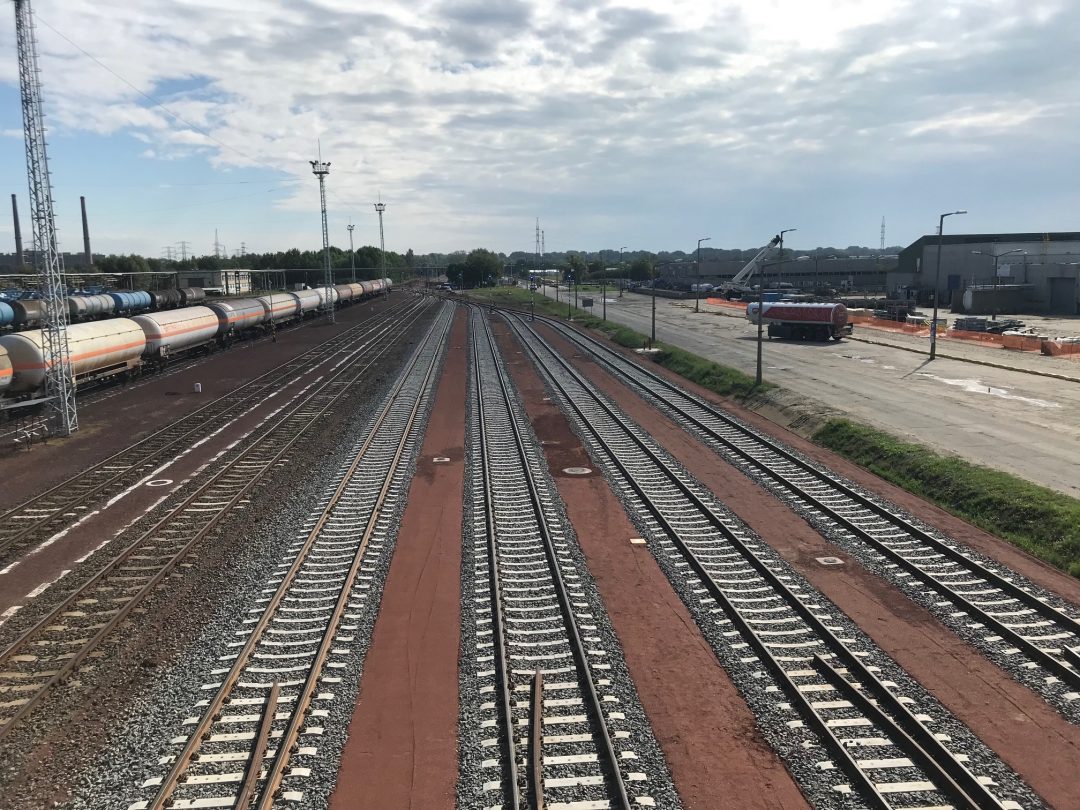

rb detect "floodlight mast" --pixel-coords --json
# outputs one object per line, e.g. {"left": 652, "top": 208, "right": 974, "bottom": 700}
{"left": 14, "top": 0, "right": 77, "bottom": 436}
{"left": 310, "top": 158, "right": 334, "bottom": 323}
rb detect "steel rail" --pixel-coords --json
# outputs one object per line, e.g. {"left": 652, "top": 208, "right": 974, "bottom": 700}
{"left": 529, "top": 672, "right": 545, "bottom": 810}
{"left": 0, "top": 297, "right": 418, "bottom": 558}
{"left": 151, "top": 306, "right": 449, "bottom": 810}
{"left": 471, "top": 318, "right": 523, "bottom": 810}
{"left": 235, "top": 681, "right": 281, "bottom": 810}
{"left": 0, "top": 300, "right": 434, "bottom": 742}
{"left": 477, "top": 311, "right": 632, "bottom": 810}
{"left": 503, "top": 312, "right": 1004, "bottom": 810}
{"left": 534, "top": 314, "right": 1080, "bottom": 691}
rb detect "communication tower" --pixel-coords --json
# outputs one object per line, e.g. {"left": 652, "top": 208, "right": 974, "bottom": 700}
{"left": 880, "top": 216, "right": 885, "bottom": 251}
{"left": 14, "top": 0, "right": 77, "bottom": 435}
{"left": 310, "top": 157, "right": 334, "bottom": 323}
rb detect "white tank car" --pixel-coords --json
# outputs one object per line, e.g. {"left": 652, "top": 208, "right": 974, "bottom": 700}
{"left": 206, "top": 298, "right": 268, "bottom": 335}
{"left": 315, "top": 287, "right": 340, "bottom": 308}
{"left": 254, "top": 292, "right": 301, "bottom": 322}
{"left": 0, "top": 344, "right": 12, "bottom": 394}
{"left": 0, "top": 319, "right": 146, "bottom": 393}
{"left": 132, "top": 306, "right": 220, "bottom": 358}
{"left": 293, "top": 289, "right": 322, "bottom": 314}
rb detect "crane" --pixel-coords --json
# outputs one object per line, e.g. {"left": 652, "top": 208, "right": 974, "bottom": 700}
{"left": 719, "top": 235, "right": 781, "bottom": 300}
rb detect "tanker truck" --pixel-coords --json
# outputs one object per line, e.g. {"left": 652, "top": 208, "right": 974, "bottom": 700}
{"left": 746, "top": 301, "right": 852, "bottom": 341}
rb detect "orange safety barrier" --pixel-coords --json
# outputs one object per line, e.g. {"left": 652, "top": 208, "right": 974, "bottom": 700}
{"left": 1042, "top": 340, "right": 1080, "bottom": 357}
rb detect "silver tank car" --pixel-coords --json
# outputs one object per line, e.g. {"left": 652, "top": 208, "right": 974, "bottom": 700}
{"left": 254, "top": 292, "right": 301, "bottom": 322}
{"left": 132, "top": 306, "right": 220, "bottom": 358}
{"left": 0, "top": 319, "right": 146, "bottom": 393}
{"left": 334, "top": 283, "right": 355, "bottom": 303}
{"left": 206, "top": 298, "right": 268, "bottom": 335}
{"left": 292, "top": 289, "right": 322, "bottom": 314}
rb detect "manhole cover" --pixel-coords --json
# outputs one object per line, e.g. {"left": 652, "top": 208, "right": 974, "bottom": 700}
{"left": 146, "top": 479, "right": 173, "bottom": 487}
{"left": 562, "top": 467, "right": 592, "bottom": 475}
{"left": 433, "top": 457, "right": 450, "bottom": 463}
{"left": 816, "top": 556, "right": 844, "bottom": 566}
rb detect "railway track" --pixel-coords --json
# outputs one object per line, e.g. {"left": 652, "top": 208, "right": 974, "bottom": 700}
{"left": 464, "top": 309, "right": 676, "bottom": 809}
{"left": 0, "top": 296, "right": 422, "bottom": 565}
{"left": 530, "top": 315, "right": 1080, "bottom": 711}
{"left": 126, "top": 302, "right": 453, "bottom": 810}
{"left": 502, "top": 311, "right": 1038, "bottom": 810}
{"left": 0, "top": 299, "right": 439, "bottom": 744}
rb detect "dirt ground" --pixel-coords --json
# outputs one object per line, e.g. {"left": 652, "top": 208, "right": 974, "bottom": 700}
{"left": 330, "top": 308, "right": 467, "bottom": 810}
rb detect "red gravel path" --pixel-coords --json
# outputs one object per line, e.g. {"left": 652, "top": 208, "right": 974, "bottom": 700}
{"left": 495, "top": 322, "right": 812, "bottom": 810}
{"left": 329, "top": 308, "right": 467, "bottom": 810}
{"left": 536, "top": 321, "right": 1080, "bottom": 809}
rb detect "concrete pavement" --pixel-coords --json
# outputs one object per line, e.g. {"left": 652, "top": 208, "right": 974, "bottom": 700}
{"left": 537, "top": 284, "right": 1080, "bottom": 499}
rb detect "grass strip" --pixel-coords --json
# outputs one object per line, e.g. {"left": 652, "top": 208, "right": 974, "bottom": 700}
{"left": 464, "top": 287, "right": 766, "bottom": 400}
{"left": 813, "top": 418, "right": 1080, "bottom": 578}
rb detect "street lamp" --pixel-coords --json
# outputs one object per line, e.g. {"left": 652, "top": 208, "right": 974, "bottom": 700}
{"left": 930, "top": 210, "right": 967, "bottom": 359}
{"left": 971, "top": 248, "right": 1024, "bottom": 321}
{"left": 695, "top": 237, "right": 711, "bottom": 313}
{"left": 777, "top": 228, "right": 796, "bottom": 289}
{"left": 619, "top": 246, "right": 627, "bottom": 298}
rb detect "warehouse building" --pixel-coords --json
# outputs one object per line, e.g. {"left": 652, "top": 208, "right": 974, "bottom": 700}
{"left": 889, "top": 232, "right": 1080, "bottom": 315}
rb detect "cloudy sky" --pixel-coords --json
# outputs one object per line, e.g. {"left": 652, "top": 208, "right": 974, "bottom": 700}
{"left": 0, "top": 0, "right": 1077, "bottom": 258}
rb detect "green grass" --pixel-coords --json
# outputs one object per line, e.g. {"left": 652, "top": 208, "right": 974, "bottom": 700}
{"left": 463, "top": 286, "right": 767, "bottom": 400}
{"left": 813, "top": 419, "right": 1080, "bottom": 578}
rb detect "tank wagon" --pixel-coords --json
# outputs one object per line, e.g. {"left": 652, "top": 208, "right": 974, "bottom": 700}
{"left": 0, "top": 301, "right": 13, "bottom": 329}
{"left": 746, "top": 301, "right": 852, "bottom": 341}
{"left": 178, "top": 288, "right": 206, "bottom": 306}
{"left": 0, "top": 320, "right": 146, "bottom": 393}
{"left": 132, "top": 307, "right": 221, "bottom": 366}
{"left": 0, "top": 345, "right": 11, "bottom": 395}
{"left": 206, "top": 298, "right": 269, "bottom": 340}
{"left": 109, "top": 291, "right": 153, "bottom": 314}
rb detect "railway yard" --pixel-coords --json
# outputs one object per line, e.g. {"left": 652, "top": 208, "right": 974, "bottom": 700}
{"left": 1, "top": 291, "right": 1079, "bottom": 810}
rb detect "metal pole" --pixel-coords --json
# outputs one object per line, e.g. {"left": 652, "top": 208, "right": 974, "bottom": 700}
{"left": 374, "top": 201, "right": 387, "bottom": 297}
{"left": 347, "top": 222, "right": 356, "bottom": 282}
{"left": 15, "top": 0, "right": 76, "bottom": 435}
{"left": 695, "top": 237, "right": 710, "bottom": 313}
{"left": 929, "top": 211, "right": 964, "bottom": 359}
{"left": 755, "top": 279, "right": 764, "bottom": 386}
{"left": 651, "top": 262, "right": 657, "bottom": 346}
{"left": 310, "top": 158, "right": 333, "bottom": 324}
{"left": 602, "top": 276, "right": 606, "bottom": 321}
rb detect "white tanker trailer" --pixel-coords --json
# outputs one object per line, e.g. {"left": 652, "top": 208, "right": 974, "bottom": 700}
{"left": 746, "top": 301, "right": 852, "bottom": 341}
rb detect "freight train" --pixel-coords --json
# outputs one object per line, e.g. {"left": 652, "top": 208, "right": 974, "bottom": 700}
{"left": 745, "top": 301, "right": 852, "bottom": 340}
{"left": 0, "top": 279, "right": 392, "bottom": 414}
{"left": 0, "top": 287, "right": 208, "bottom": 331}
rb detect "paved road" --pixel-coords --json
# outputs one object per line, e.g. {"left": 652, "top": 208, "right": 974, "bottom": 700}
{"left": 537, "top": 285, "right": 1080, "bottom": 499}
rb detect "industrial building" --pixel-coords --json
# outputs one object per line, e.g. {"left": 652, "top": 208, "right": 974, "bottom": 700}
{"left": 889, "top": 232, "right": 1080, "bottom": 315}
{"left": 666, "top": 255, "right": 894, "bottom": 293}
{"left": 176, "top": 268, "right": 252, "bottom": 295}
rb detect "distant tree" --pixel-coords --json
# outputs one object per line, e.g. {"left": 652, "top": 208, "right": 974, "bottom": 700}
{"left": 463, "top": 248, "right": 502, "bottom": 288}
{"left": 628, "top": 257, "right": 653, "bottom": 281}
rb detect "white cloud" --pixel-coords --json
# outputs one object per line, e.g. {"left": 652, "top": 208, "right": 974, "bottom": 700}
{"left": 1, "top": 0, "right": 1078, "bottom": 254}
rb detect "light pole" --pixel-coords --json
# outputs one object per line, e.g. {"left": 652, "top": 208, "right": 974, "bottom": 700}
{"left": 971, "top": 248, "right": 1024, "bottom": 321}
{"left": 695, "top": 237, "right": 711, "bottom": 313}
{"left": 777, "top": 228, "right": 796, "bottom": 289}
{"left": 310, "top": 158, "right": 334, "bottom": 324}
{"left": 347, "top": 221, "right": 356, "bottom": 282}
{"left": 374, "top": 200, "right": 388, "bottom": 297}
{"left": 930, "top": 210, "right": 966, "bottom": 360}
{"left": 619, "top": 246, "right": 627, "bottom": 297}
